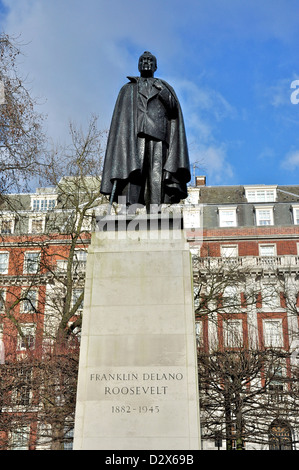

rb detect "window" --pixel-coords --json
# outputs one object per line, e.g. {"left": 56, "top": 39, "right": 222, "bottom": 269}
{"left": 29, "top": 216, "right": 45, "bottom": 234}
{"left": 221, "top": 245, "right": 238, "bottom": 258}
{"left": 32, "top": 197, "right": 56, "bottom": 211}
{"left": 36, "top": 423, "right": 52, "bottom": 450}
{"left": 72, "top": 288, "right": 84, "bottom": 313}
{"left": 13, "top": 367, "right": 32, "bottom": 406}
{"left": 22, "top": 289, "right": 38, "bottom": 313}
{"left": 268, "top": 364, "right": 285, "bottom": 395}
{"left": 81, "top": 214, "right": 93, "bottom": 232}
{"left": 24, "top": 252, "right": 40, "bottom": 274}
{"left": 269, "top": 421, "right": 292, "bottom": 450}
{"left": 263, "top": 319, "right": 283, "bottom": 348}
{"left": 195, "top": 321, "right": 203, "bottom": 349}
{"left": 64, "top": 427, "right": 74, "bottom": 450}
{"left": 245, "top": 186, "right": 277, "bottom": 202}
{"left": 73, "top": 249, "right": 87, "bottom": 267}
{"left": 292, "top": 205, "right": 299, "bottom": 225}
{"left": 222, "top": 285, "right": 239, "bottom": 307}
{"left": 0, "top": 252, "right": 9, "bottom": 274}
{"left": 0, "top": 289, "right": 6, "bottom": 311}
{"left": 0, "top": 218, "right": 14, "bottom": 234}
{"left": 185, "top": 188, "right": 200, "bottom": 204}
{"left": 218, "top": 207, "right": 237, "bottom": 227}
{"left": 255, "top": 206, "right": 274, "bottom": 226}
{"left": 259, "top": 244, "right": 276, "bottom": 257}
{"left": 10, "top": 425, "right": 30, "bottom": 450}
{"left": 224, "top": 319, "right": 243, "bottom": 347}
{"left": 57, "top": 250, "right": 87, "bottom": 273}
{"left": 261, "top": 283, "right": 280, "bottom": 309}
{"left": 194, "top": 285, "right": 200, "bottom": 308}
{"left": 17, "top": 324, "right": 36, "bottom": 350}
{"left": 183, "top": 208, "right": 202, "bottom": 229}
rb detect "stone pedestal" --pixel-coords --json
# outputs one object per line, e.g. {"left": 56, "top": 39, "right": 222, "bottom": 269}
{"left": 73, "top": 216, "right": 201, "bottom": 450}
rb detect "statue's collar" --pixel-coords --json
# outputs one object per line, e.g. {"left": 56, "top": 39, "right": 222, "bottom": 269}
{"left": 127, "top": 76, "right": 162, "bottom": 90}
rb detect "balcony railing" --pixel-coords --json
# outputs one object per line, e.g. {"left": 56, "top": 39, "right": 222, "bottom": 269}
{"left": 56, "top": 260, "right": 87, "bottom": 273}
{"left": 196, "top": 255, "right": 299, "bottom": 270}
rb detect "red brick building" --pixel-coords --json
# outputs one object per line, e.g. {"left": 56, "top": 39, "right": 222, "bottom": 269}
{"left": 0, "top": 177, "right": 299, "bottom": 449}
{"left": 0, "top": 179, "right": 95, "bottom": 449}
{"left": 185, "top": 179, "right": 299, "bottom": 450}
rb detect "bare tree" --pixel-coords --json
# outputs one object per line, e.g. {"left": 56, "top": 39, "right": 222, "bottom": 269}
{"left": 0, "top": 116, "right": 107, "bottom": 449}
{"left": 194, "top": 250, "right": 299, "bottom": 450}
{"left": 197, "top": 336, "right": 299, "bottom": 450}
{"left": 0, "top": 33, "right": 45, "bottom": 194}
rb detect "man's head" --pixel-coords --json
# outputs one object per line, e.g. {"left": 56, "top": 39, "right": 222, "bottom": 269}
{"left": 138, "top": 51, "right": 157, "bottom": 77}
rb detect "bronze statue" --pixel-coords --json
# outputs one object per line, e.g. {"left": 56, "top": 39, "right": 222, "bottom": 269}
{"left": 100, "top": 51, "right": 190, "bottom": 211}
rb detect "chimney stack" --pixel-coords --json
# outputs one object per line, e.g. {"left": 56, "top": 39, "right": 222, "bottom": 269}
{"left": 196, "top": 175, "right": 206, "bottom": 187}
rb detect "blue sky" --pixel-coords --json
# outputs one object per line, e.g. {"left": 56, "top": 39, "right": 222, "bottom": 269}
{"left": 1, "top": 0, "right": 299, "bottom": 187}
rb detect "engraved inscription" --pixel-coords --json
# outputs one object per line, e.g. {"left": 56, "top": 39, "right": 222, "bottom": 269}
{"left": 89, "top": 370, "right": 185, "bottom": 411}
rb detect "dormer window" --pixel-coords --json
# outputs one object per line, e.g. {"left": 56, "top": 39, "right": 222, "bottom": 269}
{"left": 245, "top": 186, "right": 277, "bottom": 203}
{"left": 255, "top": 206, "right": 274, "bottom": 226}
{"left": 218, "top": 207, "right": 237, "bottom": 227}
{"left": 0, "top": 216, "right": 15, "bottom": 234}
{"left": 292, "top": 205, "right": 299, "bottom": 225}
{"left": 31, "top": 196, "right": 56, "bottom": 211}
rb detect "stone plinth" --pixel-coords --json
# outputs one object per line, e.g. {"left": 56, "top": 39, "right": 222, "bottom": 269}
{"left": 73, "top": 216, "right": 201, "bottom": 450}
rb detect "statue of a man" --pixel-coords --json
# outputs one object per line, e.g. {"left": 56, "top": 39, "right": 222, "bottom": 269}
{"left": 100, "top": 51, "right": 191, "bottom": 211}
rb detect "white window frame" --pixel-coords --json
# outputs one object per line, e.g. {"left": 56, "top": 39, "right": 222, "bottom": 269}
{"left": 218, "top": 207, "right": 237, "bottom": 227}
{"left": 21, "top": 288, "right": 38, "bottom": 313}
{"left": 57, "top": 250, "right": 87, "bottom": 273}
{"left": 17, "top": 324, "right": 36, "bottom": 351}
{"left": 263, "top": 319, "right": 283, "bottom": 348}
{"left": 195, "top": 321, "right": 203, "bottom": 348}
{"left": 182, "top": 207, "right": 202, "bottom": 229}
{"left": 245, "top": 185, "right": 277, "bottom": 203}
{"left": 222, "top": 285, "right": 239, "bottom": 307}
{"left": 259, "top": 244, "right": 276, "bottom": 257}
{"left": 74, "top": 249, "right": 87, "bottom": 265}
{"left": 28, "top": 215, "right": 46, "bottom": 234}
{"left": 261, "top": 282, "right": 280, "bottom": 309}
{"left": 0, "top": 251, "right": 9, "bottom": 274}
{"left": 13, "top": 367, "right": 32, "bottom": 407}
{"left": 221, "top": 245, "right": 238, "bottom": 258}
{"left": 10, "top": 425, "right": 30, "bottom": 450}
{"left": 255, "top": 206, "right": 274, "bottom": 226}
{"left": 0, "top": 215, "right": 15, "bottom": 234}
{"left": 292, "top": 205, "right": 299, "bottom": 225}
{"left": 224, "top": 319, "right": 243, "bottom": 347}
{"left": 185, "top": 188, "right": 200, "bottom": 204}
{"left": 35, "top": 423, "right": 52, "bottom": 450}
{"left": 72, "top": 288, "right": 84, "bottom": 314}
{"left": 0, "top": 288, "right": 6, "bottom": 312}
{"left": 31, "top": 195, "right": 57, "bottom": 212}
{"left": 81, "top": 213, "right": 93, "bottom": 232}
{"left": 23, "top": 251, "right": 40, "bottom": 274}
{"left": 268, "top": 362, "right": 286, "bottom": 394}
{"left": 194, "top": 285, "right": 200, "bottom": 308}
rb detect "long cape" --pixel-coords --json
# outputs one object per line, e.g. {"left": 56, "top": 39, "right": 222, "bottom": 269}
{"left": 100, "top": 76, "right": 191, "bottom": 203}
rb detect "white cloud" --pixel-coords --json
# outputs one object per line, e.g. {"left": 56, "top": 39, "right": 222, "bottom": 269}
{"left": 169, "top": 78, "right": 236, "bottom": 183}
{"left": 190, "top": 144, "right": 234, "bottom": 185}
{"left": 5, "top": 0, "right": 298, "bottom": 186}
{"left": 0, "top": 1, "right": 238, "bottom": 185}
{"left": 281, "top": 150, "right": 299, "bottom": 171}
{"left": 1, "top": 0, "right": 185, "bottom": 143}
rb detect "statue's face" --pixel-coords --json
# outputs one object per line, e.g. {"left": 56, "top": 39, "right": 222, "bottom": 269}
{"left": 138, "top": 53, "right": 157, "bottom": 76}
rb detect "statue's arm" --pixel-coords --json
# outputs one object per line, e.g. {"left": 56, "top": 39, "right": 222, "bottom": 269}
{"left": 158, "top": 86, "right": 178, "bottom": 118}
